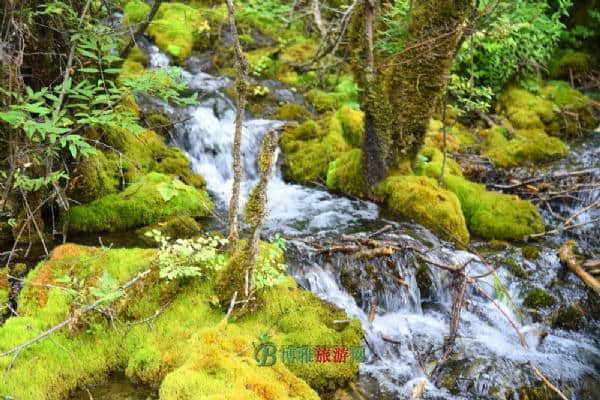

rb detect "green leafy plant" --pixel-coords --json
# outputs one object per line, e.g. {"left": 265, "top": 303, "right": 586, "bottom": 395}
{"left": 255, "top": 235, "right": 287, "bottom": 290}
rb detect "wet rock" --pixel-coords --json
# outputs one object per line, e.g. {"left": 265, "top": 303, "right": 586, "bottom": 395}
{"left": 550, "top": 303, "right": 586, "bottom": 330}
{"left": 504, "top": 257, "right": 530, "bottom": 279}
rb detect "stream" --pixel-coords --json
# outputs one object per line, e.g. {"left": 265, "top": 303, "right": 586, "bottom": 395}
{"left": 70, "top": 41, "right": 600, "bottom": 399}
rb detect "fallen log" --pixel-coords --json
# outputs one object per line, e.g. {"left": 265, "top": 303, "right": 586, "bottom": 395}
{"left": 559, "top": 241, "right": 600, "bottom": 296}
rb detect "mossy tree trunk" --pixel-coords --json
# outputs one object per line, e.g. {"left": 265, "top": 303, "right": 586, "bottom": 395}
{"left": 349, "top": 0, "right": 473, "bottom": 190}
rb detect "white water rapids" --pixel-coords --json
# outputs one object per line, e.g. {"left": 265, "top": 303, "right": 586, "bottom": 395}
{"left": 140, "top": 43, "right": 600, "bottom": 399}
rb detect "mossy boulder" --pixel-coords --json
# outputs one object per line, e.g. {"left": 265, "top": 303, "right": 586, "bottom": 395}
{"left": 67, "top": 151, "right": 121, "bottom": 204}
{"left": 272, "top": 103, "right": 312, "bottom": 122}
{"left": 549, "top": 49, "right": 595, "bottom": 80}
{"left": 326, "top": 149, "right": 368, "bottom": 198}
{"left": 376, "top": 175, "right": 470, "bottom": 246}
{"left": 481, "top": 126, "right": 568, "bottom": 168}
{"left": 542, "top": 80, "right": 597, "bottom": 136}
{"left": 337, "top": 106, "right": 364, "bottom": 148}
{"left": 69, "top": 172, "right": 213, "bottom": 233}
{"left": 417, "top": 152, "right": 545, "bottom": 241}
{"left": 280, "top": 114, "right": 350, "bottom": 184}
{"left": 135, "top": 215, "right": 201, "bottom": 246}
{"left": 424, "top": 119, "right": 476, "bottom": 152}
{"left": 523, "top": 288, "right": 556, "bottom": 309}
{"left": 124, "top": 2, "right": 211, "bottom": 63}
{"left": 305, "top": 89, "right": 345, "bottom": 112}
{"left": 0, "top": 243, "right": 362, "bottom": 398}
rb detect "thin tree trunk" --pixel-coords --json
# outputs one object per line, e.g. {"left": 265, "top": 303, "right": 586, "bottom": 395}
{"left": 121, "top": 0, "right": 163, "bottom": 58}
{"left": 225, "top": 0, "right": 249, "bottom": 251}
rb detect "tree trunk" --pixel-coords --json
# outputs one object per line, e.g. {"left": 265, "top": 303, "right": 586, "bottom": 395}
{"left": 349, "top": 0, "right": 473, "bottom": 190}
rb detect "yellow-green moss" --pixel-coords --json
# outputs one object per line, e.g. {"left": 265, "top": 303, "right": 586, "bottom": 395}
{"left": 135, "top": 216, "right": 201, "bottom": 246}
{"left": 504, "top": 257, "right": 529, "bottom": 279}
{"left": 326, "top": 149, "right": 368, "bottom": 198}
{"left": 280, "top": 114, "right": 350, "bottom": 184}
{"left": 497, "top": 86, "right": 556, "bottom": 132}
{"left": 376, "top": 175, "right": 470, "bottom": 246}
{"left": 521, "top": 245, "right": 540, "bottom": 260}
{"left": 305, "top": 89, "right": 344, "bottom": 112}
{"left": 67, "top": 150, "right": 121, "bottom": 204}
{"left": 123, "top": 0, "right": 151, "bottom": 25}
{"left": 68, "top": 172, "right": 213, "bottom": 233}
{"left": 424, "top": 119, "right": 476, "bottom": 152}
{"left": 481, "top": 126, "right": 569, "bottom": 168}
{"left": 0, "top": 244, "right": 362, "bottom": 399}
{"left": 417, "top": 155, "right": 544, "bottom": 241}
{"left": 280, "top": 41, "right": 318, "bottom": 65}
{"left": 523, "top": 288, "right": 556, "bottom": 309}
{"left": 145, "top": 2, "right": 210, "bottom": 63}
{"left": 272, "top": 103, "right": 312, "bottom": 122}
{"left": 542, "top": 80, "right": 597, "bottom": 136}
{"left": 337, "top": 106, "right": 364, "bottom": 148}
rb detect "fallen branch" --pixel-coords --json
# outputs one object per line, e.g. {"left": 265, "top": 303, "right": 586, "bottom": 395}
{"left": 489, "top": 169, "right": 595, "bottom": 190}
{"left": 528, "top": 363, "right": 569, "bottom": 400}
{"left": 559, "top": 241, "right": 600, "bottom": 296}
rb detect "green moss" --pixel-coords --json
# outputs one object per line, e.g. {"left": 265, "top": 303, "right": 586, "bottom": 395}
{"left": 123, "top": 0, "right": 151, "bottom": 25}
{"left": 135, "top": 216, "right": 201, "bottom": 246}
{"left": 542, "top": 80, "right": 597, "bottom": 136}
{"left": 481, "top": 126, "right": 569, "bottom": 168}
{"left": 145, "top": 112, "right": 171, "bottom": 136}
{"left": 326, "top": 149, "right": 368, "bottom": 198}
{"left": 523, "top": 288, "right": 556, "bottom": 309}
{"left": 272, "top": 103, "right": 312, "bottom": 122}
{"left": 497, "top": 86, "right": 555, "bottom": 132}
{"left": 145, "top": 2, "right": 211, "bottom": 63}
{"left": 305, "top": 89, "right": 344, "bottom": 112}
{"left": 0, "top": 244, "right": 362, "bottom": 398}
{"left": 280, "top": 114, "right": 350, "bottom": 184}
{"left": 337, "top": 106, "right": 364, "bottom": 148}
{"left": 69, "top": 172, "right": 213, "bottom": 233}
{"left": 127, "top": 46, "right": 149, "bottom": 66}
{"left": 417, "top": 156, "right": 545, "bottom": 241}
{"left": 549, "top": 49, "right": 594, "bottom": 80}
{"left": 280, "top": 41, "right": 318, "bottom": 65}
{"left": 521, "top": 245, "right": 540, "bottom": 260}
{"left": 376, "top": 175, "right": 470, "bottom": 246}
{"left": 424, "top": 119, "right": 476, "bottom": 152}
{"left": 67, "top": 150, "right": 121, "bottom": 204}
{"left": 504, "top": 257, "right": 529, "bottom": 279}
{"left": 119, "top": 59, "right": 145, "bottom": 80}
{"left": 0, "top": 219, "right": 13, "bottom": 246}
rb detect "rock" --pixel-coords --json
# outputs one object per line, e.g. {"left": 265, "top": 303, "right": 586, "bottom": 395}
{"left": 523, "top": 288, "right": 556, "bottom": 309}
{"left": 551, "top": 303, "right": 586, "bottom": 330}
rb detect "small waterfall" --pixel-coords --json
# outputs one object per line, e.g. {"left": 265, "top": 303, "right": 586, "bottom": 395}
{"left": 138, "top": 44, "right": 600, "bottom": 399}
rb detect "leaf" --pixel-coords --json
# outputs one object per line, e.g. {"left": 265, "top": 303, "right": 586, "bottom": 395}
{"left": 158, "top": 185, "right": 177, "bottom": 202}
{"left": 78, "top": 68, "right": 100, "bottom": 73}
{"left": 69, "top": 144, "right": 77, "bottom": 158}
{"left": 0, "top": 110, "right": 25, "bottom": 126}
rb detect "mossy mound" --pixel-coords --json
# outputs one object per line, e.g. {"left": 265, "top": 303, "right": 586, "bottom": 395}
{"left": 424, "top": 119, "right": 476, "bottom": 152}
{"left": 0, "top": 244, "right": 362, "bottom": 399}
{"left": 497, "top": 82, "right": 596, "bottom": 140}
{"left": 68, "top": 151, "right": 121, "bottom": 204}
{"left": 481, "top": 126, "right": 568, "bottom": 168}
{"left": 337, "top": 106, "right": 364, "bottom": 148}
{"left": 272, "top": 103, "right": 312, "bottom": 122}
{"left": 326, "top": 149, "right": 368, "bottom": 198}
{"left": 280, "top": 114, "right": 350, "bottom": 184}
{"left": 417, "top": 152, "right": 544, "bottom": 241}
{"left": 521, "top": 245, "right": 540, "bottom": 260}
{"left": 69, "top": 172, "right": 213, "bottom": 233}
{"left": 124, "top": 2, "right": 210, "bottom": 63}
{"left": 135, "top": 216, "right": 201, "bottom": 246}
{"left": 549, "top": 49, "right": 595, "bottom": 80}
{"left": 523, "top": 288, "right": 556, "bottom": 309}
{"left": 305, "top": 90, "right": 346, "bottom": 112}
{"left": 376, "top": 175, "right": 470, "bottom": 246}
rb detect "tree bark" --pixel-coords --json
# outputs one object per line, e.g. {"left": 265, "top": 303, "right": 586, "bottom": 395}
{"left": 224, "top": 0, "right": 249, "bottom": 251}
{"left": 349, "top": 0, "right": 473, "bottom": 190}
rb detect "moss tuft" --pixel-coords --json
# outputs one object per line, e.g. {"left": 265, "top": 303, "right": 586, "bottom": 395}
{"left": 549, "top": 49, "right": 595, "bottom": 80}
{"left": 523, "top": 288, "right": 556, "bottom": 309}
{"left": 305, "top": 89, "right": 344, "bottom": 112}
{"left": 123, "top": 0, "right": 151, "bottom": 25}
{"left": 376, "top": 175, "right": 470, "bottom": 246}
{"left": 67, "top": 150, "right": 121, "bottom": 204}
{"left": 504, "top": 257, "right": 529, "bottom": 279}
{"left": 326, "top": 149, "right": 368, "bottom": 198}
{"left": 69, "top": 172, "right": 213, "bottom": 233}
{"left": 337, "top": 106, "right": 364, "bottom": 148}
{"left": 521, "top": 245, "right": 540, "bottom": 260}
{"left": 272, "top": 103, "right": 312, "bottom": 122}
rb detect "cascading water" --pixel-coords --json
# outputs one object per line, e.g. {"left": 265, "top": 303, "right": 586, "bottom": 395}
{"left": 138, "top": 43, "right": 600, "bottom": 399}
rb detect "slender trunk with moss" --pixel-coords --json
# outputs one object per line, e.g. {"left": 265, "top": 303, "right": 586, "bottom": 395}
{"left": 216, "top": 132, "right": 277, "bottom": 308}
{"left": 349, "top": 0, "right": 473, "bottom": 190}
{"left": 225, "top": 0, "right": 249, "bottom": 251}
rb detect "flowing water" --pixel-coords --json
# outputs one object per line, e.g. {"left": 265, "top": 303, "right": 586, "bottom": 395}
{"left": 74, "top": 42, "right": 600, "bottom": 399}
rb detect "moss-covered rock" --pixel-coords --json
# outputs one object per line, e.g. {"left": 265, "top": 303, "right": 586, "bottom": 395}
{"left": 305, "top": 89, "right": 345, "bottom": 112}
{"left": 424, "top": 119, "right": 476, "bottom": 152}
{"left": 125, "top": 2, "right": 210, "bottom": 63}
{"left": 280, "top": 114, "right": 350, "bottom": 184}
{"left": 417, "top": 153, "right": 545, "bottom": 241}
{"left": 523, "top": 288, "right": 556, "bottom": 309}
{"left": 481, "top": 126, "right": 569, "bottom": 168}
{"left": 551, "top": 303, "right": 586, "bottom": 330}
{"left": 69, "top": 172, "right": 213, "bottom": 233}
{"left": 337, "top": 106, "right": 364, "bottom": 148}
{"left": 67, "top": 151, "right": 121, "bottom": 204}
{"left": 550, "top": 49, "right": 595, "bottom": 81}
{"left": 135, "top": 215, "right": 201, "bottom": 246}
{"left": 542, "top": 80, "right": 597, "bottom": 136}
{"left": 521, "top": 245, "right": 540, "bottom": 260}
{"left": 272, "top": 103, "right": 312, "bottom": 122}
{"left": 0, "top": 243, "right": 362, "bottom": 399}
{"left": 504, "top": 257, "right": 529, "bottom": 279}
{"left": 376, "top": 175, "right": 470, "bottom": 246}
{"left": 326, "top": 149, "right": 368, "bottom": 198}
